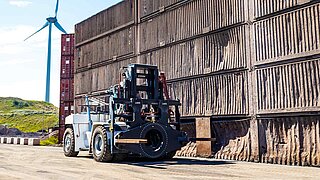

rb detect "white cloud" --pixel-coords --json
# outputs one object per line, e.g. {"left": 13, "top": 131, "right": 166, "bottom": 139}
{"left": 9, "top": 1, "right": 32, "bottom": 8}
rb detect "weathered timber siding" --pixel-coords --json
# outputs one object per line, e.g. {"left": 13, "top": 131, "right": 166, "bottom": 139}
{"left": 139, "top": 0, "right": 246, "bottom": 52}
{"left": 75, "top": 27, "right": 134, "bottom": 69}
{"left": 167, "top": 72, "right": 248, "bottom": 117}
{"left": 256, "top": 59, "right": 320, "bottom": 114}
{"left": 253, "top": 3, "right": 320, "bottom": 64}
{"left": 212, "top": 119, "right": 255, "bottom": 161}
{"left": 75, "top": 0, "right": 134, "bottom": 43}
{"left": 259, "top": 116, "right": 320, "bottom": 166}
{"left": 139, "top": 0, "right": 183, "bottom": 17}
{"left": 140, "top": 25, "right": 248, "bottom": 80}
{"left": 74, "top": 58, "right": 136, "bottom": 96}
{"left": 253, "top": 0, "right": 316, "bottom": 18}
{"left": 180, "top": 122, "right": 196, "bottom": 138}
{"left": 73, "top": 0, "right": 320, "bottom": 166}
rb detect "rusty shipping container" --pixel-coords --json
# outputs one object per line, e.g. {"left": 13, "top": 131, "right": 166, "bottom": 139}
{"left": 59, "top": 34, "right": 75, "bottom": 142}
{"left": 61, "top": 34, "right": 75, "bottom": 56}
{"left": 73, "top": 0, "right": 320, "bottom": 166}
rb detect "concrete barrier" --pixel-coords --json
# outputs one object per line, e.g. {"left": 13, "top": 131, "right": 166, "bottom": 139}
{"left": 0, "top": 137, "right": 41, "bottom": 146}
{"left": 20, "top": 138, "right": 29, "bottom": 145}
{"left": 13, "top": 137, "right": 20, "bottom": 145}
{"left": 0, "top": 137, "right": 7, "bottom": 144}
{"left": 6, "top": 137, "right": 13, "bottom": 144}
{"left": 28, "top": 138, "right": 40, "bottom": 146}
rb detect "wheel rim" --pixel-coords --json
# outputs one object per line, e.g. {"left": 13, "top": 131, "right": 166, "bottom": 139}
{"left": 64, "top": 133, "right": 72, "bottom": 152}
{"left": 94, "top": 134, "right": 103, "bottom": 156}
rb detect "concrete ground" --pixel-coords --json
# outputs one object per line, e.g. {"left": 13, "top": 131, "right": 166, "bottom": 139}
{"left": 0, "top": 144, "right": 319, "bottom": 180}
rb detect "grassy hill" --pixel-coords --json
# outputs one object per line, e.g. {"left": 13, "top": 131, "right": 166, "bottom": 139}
{"left": 0, "top": 97, "right": 58, "bottom": 132}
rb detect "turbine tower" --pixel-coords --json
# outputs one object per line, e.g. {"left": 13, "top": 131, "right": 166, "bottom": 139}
{"left": 25, "top": 0, "right": 67, "bottom": 102}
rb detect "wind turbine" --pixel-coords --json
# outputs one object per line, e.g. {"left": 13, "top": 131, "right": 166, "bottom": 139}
{"left": 24, "top": 0, "right": 67, "bottom": 102}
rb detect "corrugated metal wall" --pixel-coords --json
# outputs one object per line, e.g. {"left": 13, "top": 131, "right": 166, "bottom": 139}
{"left": 74, "top": 0, "right": 320, "bottom": 166}
{"left": 59, "top": 34, "right": 75, "bottom": 142}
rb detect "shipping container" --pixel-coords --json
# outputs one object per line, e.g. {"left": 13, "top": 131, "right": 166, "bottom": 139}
{"left": 140, "top": 25, "right": 249, "bottom": 80}
{"left": 253, "top": 3, "right": 320, "bottom": 64}
{"left": 212, "top": 119, "right": 257, "bottom": 161}
{"left": 61, "top": 34, "right": 75, "bottom": 56}
{"left": 167, "top": 71, "right": 248, "bottom": 117}
{"left": 59, "top": 102, "right": 74, "bottom": 123}
{"left": 60, "top": 56, "right": 74, "bottom": 78}
{"left": 75, "top": 0, "right": 134, "bottom": 44}
{"left": 74, "top": 58, "right": 136, "bottom": 96}
{"left": 139, "top": 0, "right": 183, "bottom": 18}
{"left": 72, "top": 0, "right": 320, "bottom": 166}
{"left": 139, "top": 0, "right": 247, "bottom": 52}
{"left": 58, "top": 101, "right": 74, "bottom": 142}
{"left": 60, "top": 79, "right": 73, "bottom": 101}
{"left": 259, "top": 116, "right": 320, "bottom": 166}
{"left": 253, "top": 0, "right": 316, "bottom": 18}
{"left": 256, "top": 58, "right": 320, "bottom": 114}
{"left": 75, "top": 26, "right": 135, "bottom": 70}
{"left": 59, "top": 34, "right": 75, "bottom": 142}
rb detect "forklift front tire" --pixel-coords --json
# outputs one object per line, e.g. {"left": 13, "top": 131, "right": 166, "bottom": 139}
{"left": 92, "top": 126, "right": 113, "bottom": 162}
{"left": 63, "top": 128, "right": 79, "bottom": 157}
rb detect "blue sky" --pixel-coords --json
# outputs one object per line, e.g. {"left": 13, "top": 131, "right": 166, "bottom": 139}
{"left": 0, "top": 0, "right": 121, "bottom": 106}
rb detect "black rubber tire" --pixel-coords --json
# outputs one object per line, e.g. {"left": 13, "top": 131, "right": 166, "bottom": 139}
{"left": 63, "top": 128, "right": 79, "bottom": 157}
{"left": 92, "top": 126, "right": 113, "bottom": 162}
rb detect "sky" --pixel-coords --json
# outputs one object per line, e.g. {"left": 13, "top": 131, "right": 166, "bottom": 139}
{"left": 0, "top": 0, "right": 121, "bottom": 106}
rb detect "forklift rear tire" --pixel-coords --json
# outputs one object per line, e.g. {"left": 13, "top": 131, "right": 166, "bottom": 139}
{"left": 63, "top": 128, "right": 79, "bottom": 157}
{"left": 92, "top": 126, "right": 113, "bottom": 162}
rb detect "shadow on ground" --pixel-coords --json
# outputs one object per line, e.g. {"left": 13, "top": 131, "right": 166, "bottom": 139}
{"left": 77, "top": 156, "right": 234, "bottom": 169}
{"left": 120, "top": 158, "right": 234, "bottom": 169}
{"left": 75, "top": 155, "right": 233, "bottom": 169}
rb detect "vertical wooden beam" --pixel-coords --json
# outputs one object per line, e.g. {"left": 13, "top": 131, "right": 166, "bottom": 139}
{"left": 196, "top": 117, "right": 212, "bottom": 157}
{"left": 134, "top": 0, "right": 141, "bottom": 63}
{"left": 248, "top": 0, "right": 260, "bottom": 162}
{"left": 250, "top": 116, "right": 260, "bottom": 162}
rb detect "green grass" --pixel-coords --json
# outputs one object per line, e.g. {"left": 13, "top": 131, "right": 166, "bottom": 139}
{"left": 0, "top": 97, "right": 56, "bottom": 113}
{"left": 40, "top": 136, "right": 59, "bottom": 146}
{"left": 0, "top": 97, "right": 58, "bottom": 132}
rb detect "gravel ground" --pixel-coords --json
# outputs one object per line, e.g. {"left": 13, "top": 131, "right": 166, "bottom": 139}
{"left": 0, "top": 144, "right": 319, "bottom": 180}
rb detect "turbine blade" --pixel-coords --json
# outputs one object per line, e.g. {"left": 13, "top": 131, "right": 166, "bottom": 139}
{"left": 55, "top": 0, "right": 59, "bottom": 17}
{"left": 54, "top": 21, "right": 67, "bottom": 34}
{"left": 24, "top": 22, "right": 49, "bottom": 41}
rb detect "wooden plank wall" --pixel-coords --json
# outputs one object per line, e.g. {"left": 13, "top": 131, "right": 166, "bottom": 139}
{"left": 256, "top": 58, "right": 320, "bottom": 114}
{"left": 139, "top": 0, "right": 183, "bottom": 17}
{"left": 212, "top": 119, "right": 256, "bottom": 161}
{"left": 139, "top": 0, "right": 246, "bottom": 52}
{"left": 253, "top": 3, "right": 320, "bottom": 65}
{"left": 75, "top": 58, "right": 136, "bottom": 95}
{"left": 259, "top": 116, "right": 320, "bottom": 166}
{"left": 253, "top": 0, "right": 315, "bottom": 18}
{"left": 166, "top": 72, "right": 248, "bottom": 116}
{"left": 75, "top": 27, "right": 135, "bottom": 70}
{"left": 252, "top": 1, "right": 320, "bottom": 167}
{"left": 73, "top": 0, "right": 320, "bottom": 166}
{"left": 75, "top": 0, "right": 134, "bottom": 43}
{"left": 140, "top": 25, "right": 248, "bottom": 80}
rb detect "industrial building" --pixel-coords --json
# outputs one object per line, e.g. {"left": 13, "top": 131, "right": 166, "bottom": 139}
{"left": 70, "top": 0, "right": 320, "bottom": 166}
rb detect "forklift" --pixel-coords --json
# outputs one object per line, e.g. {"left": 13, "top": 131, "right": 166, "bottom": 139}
{"left": 63, "top": 64, "right": 188, "bottom": 162}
